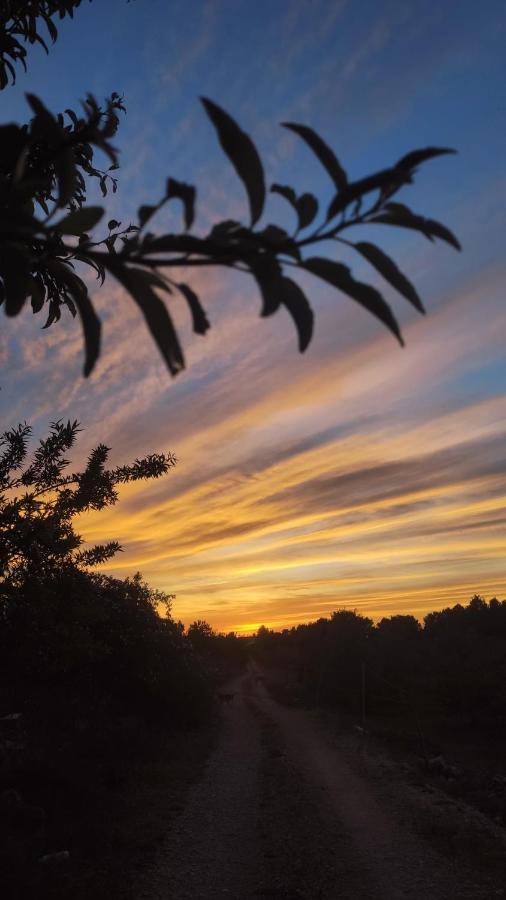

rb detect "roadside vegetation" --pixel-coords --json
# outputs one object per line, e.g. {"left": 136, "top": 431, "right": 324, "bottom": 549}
{"left": 253, "top": 600, "right": 506, "bottom": 828}
{"left": 0, "top": 420, "right": 246, "bottom": 898}
{"left": 253, "top": 599, "right": 506, "bottom": 734}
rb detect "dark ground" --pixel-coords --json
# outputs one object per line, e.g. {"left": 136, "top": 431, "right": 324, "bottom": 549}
{"left": 4, "top": 663, "right": 505, "bottom": 899}
{"left": 136, "top": 664, "right": 506, "bottom": 899}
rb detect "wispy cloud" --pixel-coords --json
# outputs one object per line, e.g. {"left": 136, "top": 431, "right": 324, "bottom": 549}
{"left": 2, "top": 0, "right": 506, "bottom": 632}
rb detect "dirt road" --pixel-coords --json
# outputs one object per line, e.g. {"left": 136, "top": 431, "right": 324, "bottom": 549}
{"left": 137, "top": 665, "right": 504, "bottom": 899}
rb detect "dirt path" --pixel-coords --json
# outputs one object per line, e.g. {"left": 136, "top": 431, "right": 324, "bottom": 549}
{"left": 137, "top": 665, "right": 504, "bottom": 899}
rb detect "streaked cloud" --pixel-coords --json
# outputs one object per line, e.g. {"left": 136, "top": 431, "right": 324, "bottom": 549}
{"left": 2, "top": 0, "right": 506, "bottom": 632}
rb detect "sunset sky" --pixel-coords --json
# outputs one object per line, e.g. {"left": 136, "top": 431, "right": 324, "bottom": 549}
{"left": 1, "top": 0, "right": 506, "bottom": 633}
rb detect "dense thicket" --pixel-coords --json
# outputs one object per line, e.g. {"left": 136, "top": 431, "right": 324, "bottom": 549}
{"left": 253, "top": 596, "right": 506, "bottom": 733}
{"left": 0, "top": 419, "right": 212, "bottom": 726}
{"left": 0, "top": 421, "right": 217, "bottom": 894}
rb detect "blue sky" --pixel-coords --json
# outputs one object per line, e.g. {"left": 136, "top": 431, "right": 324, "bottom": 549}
{"left": 1, "top": 0, "right": 506, "bottom": 631}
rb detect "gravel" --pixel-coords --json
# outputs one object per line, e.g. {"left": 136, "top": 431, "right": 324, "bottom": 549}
{"left": 137, "top": 665, "right": 506, "bottom": 899}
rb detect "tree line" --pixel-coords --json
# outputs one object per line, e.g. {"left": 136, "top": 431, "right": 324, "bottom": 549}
{"left": 253, "top": 596, "right": 506, "bottom": 734}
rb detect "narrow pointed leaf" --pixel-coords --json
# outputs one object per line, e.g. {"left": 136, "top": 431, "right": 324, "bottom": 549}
{"left": 201, "top": 97, "right": 265, "bottom": 226}
{"left": 395, "top": 147, "right": 456, "bottom": 171}
{"left": 423, "top": 218, "right": 461, "bottom": 250}
{"left": 370, "top": 205, "right": 461, "bottom": 250}
{"left": 56, "top": 206, "right": 104, "bottom": 235}
{"left": 73, "top": 292, "right": 100, "bottom": 377}
{"left": 297, "top": 193, "right": 318, "bottom": 229}
{"left": 282, "top": 123, "right": 347, "bottom": 192}
{"left": 353, "top": 242, "right": 424, "bottom": 313}
{"left": 303, "top": 256, "right": 403, "bottom": 345}
{"left": 166, "top": 178, "right": 196, "bottom": 230}
{"left": 279, "top": 276, "right": 314, "bottom": 352}
{"left": 271, "top": 183, "right": 297, "bottom": 207}
{"left": 74, "top": 253, "right": 105, "bottom": 285}
{"left": 250, "top": 256, "right": 283, "bottom": 317}
{"left": 327, "top": 168, "right": 410, "bottom": 221}
{"left": 271, "top": 184, "right": 318, "bottom": 231}
{"left": 28, "top": 276, "right": 45, "bottom": 313}
{"left": 46, "top": 260, "right": 100, "bottom": 375}
{"left": 177, "top": 283, "right": 209, "bottom": 335}
{"left": 104, "top": 260, "right": 185, "bottom": 375}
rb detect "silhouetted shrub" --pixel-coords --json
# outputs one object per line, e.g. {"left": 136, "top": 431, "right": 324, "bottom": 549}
{"left": 0, "top": 419, "right": 211, "bottom": 731}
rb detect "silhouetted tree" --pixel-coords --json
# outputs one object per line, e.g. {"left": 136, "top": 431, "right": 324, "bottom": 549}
{"left": 0, "top": 419, "right": 210, "bottom": 728}
{"left": 187, "top": 619, "right": 215, "bottom": 652}
{"left": 0, "top": 419, "right": 176, "bottom": 589}
{"left": 254, "top": 598, "right": 506, "bottom": 731}
{"left": 0, "top": 2, "right": 460, "bottom": 377}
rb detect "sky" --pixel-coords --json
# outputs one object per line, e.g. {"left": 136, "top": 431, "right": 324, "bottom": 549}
{"left": 1, "top": 0, "right": 506, "bottom": 633}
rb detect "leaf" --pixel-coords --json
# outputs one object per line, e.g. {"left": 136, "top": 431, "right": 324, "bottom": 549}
{"left": 65, "top": 108, "right": 80, "bottom": 128}
{"left": 353, "top": 242, "right": 424, "bottom": 313}
{"left": 138, "top": 269, "right": 173, "bottom": 294}
{"left": 201, "top": 97, "right": 265, "bottom": 226}
{"left": 177, "top": 283, "right": 210, "bottom": 335}
{"left": 297, "top": 193, "right": 318, "bottom": 229}
{"left": 271, "top": 184, "right": 318, "bottom": 231}
{"left": 46, "top": 260, "right": 101, "bottom": 375}
{"left": 74, "top": 253, "right": 105, "bottom": 285}
{"left": 326, "top": 168, "right": 410, "bottom": 221}
{"left": 26, "top": 93, "right": 58, "bottom": 131}
{"left": 303, "top": 256, "right": 403, "bottom": 345}
{"left": 138, "top": 204, "right": 157, "bottom": 227}
{"left": 395, "top": 147, "right": 456, "bottom": 171}
{"left": 54, "top": 146, "right": 77, "bottom": 207}
{"left": 282, "top": 123, "right": 347, "bottom": 192}
{"left": 279, "top": 277, "right": 314, "bottom": 352}
{"left": 166, "top": 178, "right": 196, "bottom": 230}
{"left": 42, "top": 299, "right": 60, "bottom": 329}
{"left": 250, "top": 256, "right": 283, "bottom": 317}
{"left": 271, "top": 183, "right": 297, "bottom": 207}
{"left": 104, "top": 260, "right": 185, "bottom": 376}
{"left": 56, "top": 206, "right": 104, "bottom": 235}
{"left": 28, "top": 276, "right": 45, "bottom": 313}
{"left": 0, "top": 244, "right": 30, "bottom": 316}
{"left": 370, "top": 205, "right": 461, "bottom": 250}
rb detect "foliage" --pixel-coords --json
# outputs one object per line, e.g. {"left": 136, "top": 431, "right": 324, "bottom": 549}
{"left": 0, "top": 1, "right": 89, "bottom": 89}
{"left": 0, "top": 3, "right": 460, "bottom": 377}
{"left": 0, "top": 419, "right": 176, "bottom": 587}
{"left": 0, "top": 419, "right": 214, "bottom": 721}
{"left": 187, "top": 619, "right": 248, "bottom": 682}
{"left": 254, "top": 596, "right": 506, "bottom": 731}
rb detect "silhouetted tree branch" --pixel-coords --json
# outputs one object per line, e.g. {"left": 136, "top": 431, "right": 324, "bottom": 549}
{"left": 0, "top": 2, "right": 460, "bottom": 377}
